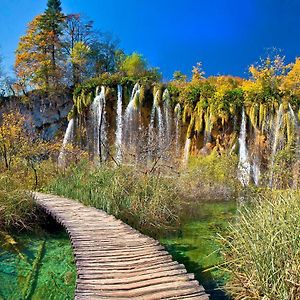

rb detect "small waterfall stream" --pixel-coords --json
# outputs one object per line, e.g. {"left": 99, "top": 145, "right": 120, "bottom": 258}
{"left": 174, "top": 103, "right": 181, "bottom": 156}
{"left": 238, "top": 108, "right": 251, "bottom": 186}
{"left": 124, "top": 83, "right": 141, "bottom": 151}
{"left": 58, "top": 118, "right": 75, "bottom": 167}
{"left": 91, "top": 86, "right": 107, "bottom": 162}
{"left": 115, "top": 85, "right": 123, "bottom": 163}
{"left": 163, "top": 89, "right": 172, "bottom": 145}
{"left": 269, "top": 104, "right": 283, "bottom": 187}
{"left": 183, "top": 138, "right": 191, "bottom": 165}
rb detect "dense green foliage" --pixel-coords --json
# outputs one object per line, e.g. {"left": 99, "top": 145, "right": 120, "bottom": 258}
{"left": 220, "top": 191, "right": 300, "bottom": 300}
{"left": 182, "top": 151, "right": 240, "bottom": 202}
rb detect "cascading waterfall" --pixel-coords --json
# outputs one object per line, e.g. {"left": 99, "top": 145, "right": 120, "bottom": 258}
{"left": 251, "top": 129, "right": 261, "bottom": 186}
{"left": 252, "top": 158, "right": 261, "bottom": 186}
{"left": 154, "top": 90, "right": 165, "bottom": 152}
{"left": 75, "top": 82, "right": 300, "bottom": 187}
{"left": 147, "top": 90, "right": 167, "bottom": 160}
{"left": 115, "top": 85, "right": 123, "bottom": 163}
{"left": 238, "top": 108, "right": 251, "bottom": 186}
{"left": 124, "top": 83, "right": 141, "bottom": 150}
{"left": 269, "top": 104, "right": 283, "bottom": 187}
{"left": 91, "top": 86, "right": 107, "bottom": 162}
{"left": 174, "top": 103, "right": 181, "bottom": 155}
{"left": 163, "top": 89, "right": 172, "bottom": 145}
{"left": 147, "top": 103, "right": 156, "bottom": 160}
{"left": 288, "top": 104, "right": 300, "bottom": 188}
{"left": 183, "top": 138, "right": 191, "bottom": 165}
{"left": 58, "top": 118, "right": 75, "bottom": 167}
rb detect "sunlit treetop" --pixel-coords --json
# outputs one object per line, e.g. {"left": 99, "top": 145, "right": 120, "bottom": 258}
{"left": 45, "top": 0, "right": 62, "bottom": 14}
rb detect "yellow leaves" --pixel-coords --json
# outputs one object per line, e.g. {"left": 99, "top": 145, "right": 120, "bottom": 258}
{"left": 281, "top": 57, "right": 300, "bottom": 96}
{"left": 70, "top": 41, "right": 91, "bottom": 65}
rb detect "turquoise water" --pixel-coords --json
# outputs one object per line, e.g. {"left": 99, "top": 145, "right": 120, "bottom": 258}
{"left": 0, "top": 229, "right": 76, "bottom": 300}
{"left": 161, "top": 201, "right": 236, "bottom": 300}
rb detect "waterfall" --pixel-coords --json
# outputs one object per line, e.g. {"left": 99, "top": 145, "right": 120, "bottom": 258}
{"left": 252, "top": 160, "right": 260, "bottom": 186}
{"left": 124, "top": 83, "right": 141, "bottom": 150}
{"left": 183, "top": 138, "right": 191, "bottom": 165}
{"left": 288, "top": 104, "right": 300, "bottom": 188}
{"left": 91, "top": 86, "right": 107, "bottom": 162}
{"left": 269, "top": 104, "right": 283, "bottom": 187}
{"left": 238, "top": 108, "right": 251, "bottom": 186}
{"left": 147, "top": 104, "right": 156, "bottom": 160}
{"left": 251, "top": 129, "right": 261, "bottom": 186}
{"left": 163, "top": 89, "right": 172, "bottom": 145}
{"left": 174, "top": 103, "right": 181, "bottom": 156}
{"left": 58, "top": 118, "right": 75, "bottom": 167}
{"left": 115, "top": 85, "right": 123, "bottom": 163}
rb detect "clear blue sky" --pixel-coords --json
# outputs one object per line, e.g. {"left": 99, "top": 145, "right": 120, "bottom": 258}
{"left": 1, "top": 0, "right": 300, "bottom": 79}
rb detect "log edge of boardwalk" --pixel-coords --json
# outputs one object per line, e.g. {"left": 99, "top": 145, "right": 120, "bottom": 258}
{"left": 34, "top": 192, "right": 209, "bottom": 300}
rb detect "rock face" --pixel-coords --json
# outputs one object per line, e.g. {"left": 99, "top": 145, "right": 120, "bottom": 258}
{"left": 0, "top": 91, "right": 73, "bottom": 140}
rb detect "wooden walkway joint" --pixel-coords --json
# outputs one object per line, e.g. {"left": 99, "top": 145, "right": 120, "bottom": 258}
{"left": 34, "top": 192, "right": 209, "bottom": 300}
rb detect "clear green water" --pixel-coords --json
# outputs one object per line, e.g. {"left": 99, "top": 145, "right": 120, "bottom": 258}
{"left": 160, "top": 201, "right": 236, "bottom": 300}
{"left": 0, "top": 229, "right": 76, "bottom": 300}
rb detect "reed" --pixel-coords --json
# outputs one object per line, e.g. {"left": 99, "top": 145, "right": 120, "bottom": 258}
{"left": 220, "top": 191, "right": 300, "bottom": 300}
{"left": 47, "top": 162, "right": 181, "bottom": 237}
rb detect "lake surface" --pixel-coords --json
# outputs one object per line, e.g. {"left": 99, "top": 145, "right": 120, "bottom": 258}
{"left": 161, "top": 201, "right": 236, "bottom": 300}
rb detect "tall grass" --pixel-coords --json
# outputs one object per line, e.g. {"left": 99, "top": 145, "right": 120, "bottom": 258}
{"left": 0, "top": 175, "right": 37, "bottom": 231}
{"left": 220, "top": 191, "right": 300, "bottom": 300}
{"left": 47, "top": 162, "right": 181, "bottom": 237}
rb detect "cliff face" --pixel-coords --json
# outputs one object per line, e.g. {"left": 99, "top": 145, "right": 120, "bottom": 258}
{"left": 0, "top": 92, "right": 73, "bottom": 140}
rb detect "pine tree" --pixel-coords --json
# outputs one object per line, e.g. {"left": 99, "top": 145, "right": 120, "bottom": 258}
{"left": 15, "top": 1, "right": 66, "bottom": 93}
{"left": 45, "top": 0, "right": 62, "bottom": 14}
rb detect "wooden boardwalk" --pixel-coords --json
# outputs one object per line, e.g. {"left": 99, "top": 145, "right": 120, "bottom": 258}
{"left": 34, "top": 192, "right": 209, "bottom": 300}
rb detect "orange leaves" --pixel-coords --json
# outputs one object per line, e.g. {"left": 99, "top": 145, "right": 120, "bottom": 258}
{"left": 14, "top": 11, "right": 66, "bottom": 91}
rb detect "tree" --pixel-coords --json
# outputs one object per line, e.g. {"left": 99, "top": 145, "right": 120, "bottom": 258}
{"left": 173, "top": 70, "right": 187, "bottom": 82}
{"left": 192, "top": 62, "right": 205, "bottom": 81}
{"left": 62, "top": 14, "right": 119, "bottom": 85}
{"left": 45, "top": 0, "right": 62, "bottom": 13}
{"left": 39, "top": 0, "right": 65, "bottom": 88}
{"left": 15, "top": 1, "right": 65, "bottom": 93}
{"left": 70, "top": 41, "right": 91, "bottom": 84}
{"left": 120, "top": 52, "right": 147, "bottom": 77}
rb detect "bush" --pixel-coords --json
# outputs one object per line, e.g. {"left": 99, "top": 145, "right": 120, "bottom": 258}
{"left": 220, "top": 191, "right": 300, "bottom": 300}
{"left": 0, "top": 176, "right": 37, "bottom": 230}
{"left": 47, "top": 162, "right": 181, "bottom": 237}
{"left": 180, "top": 151, "right": 239, "bottom": 203}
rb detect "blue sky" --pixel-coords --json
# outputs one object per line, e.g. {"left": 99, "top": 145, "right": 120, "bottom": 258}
{"left": 1, "top": 0, "right": 300, "bottom": 79}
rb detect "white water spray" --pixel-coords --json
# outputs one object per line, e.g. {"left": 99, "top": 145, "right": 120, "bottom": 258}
{"left": 115, "top": 85, "right": 123, "bottom": 163}
{"left": 58, "top": 118, "right": 75, "bottom": 167}
{"left": 91, "top": 86, "right": 107, "bottom": 162}
{"left": 238, "top": 108, "right": 251, "bottom": 186}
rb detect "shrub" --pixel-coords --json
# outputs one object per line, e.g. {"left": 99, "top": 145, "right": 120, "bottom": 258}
{"left": 0, "top": 178, "right": 36, "bottom": 230}
{"left": 179, "top": 151, "right": 240, "bottom": 203}
{"left": 220, "top": 191, "right": 300, "bottom": 300}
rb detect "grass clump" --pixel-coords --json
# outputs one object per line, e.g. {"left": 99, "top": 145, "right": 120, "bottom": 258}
{"left": 220, "top": 191, "right": 300, "bottom": 300}
{"left": 0, "top": 174, "right": 37, "bottom": 231}
{"left": 47, "top": 162, "right": 181, "bottom": 237}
